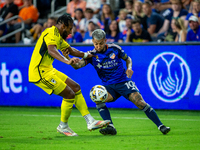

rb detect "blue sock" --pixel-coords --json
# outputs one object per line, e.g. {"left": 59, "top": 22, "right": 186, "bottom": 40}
{"left": 143, "top": 104, "right": 162, "bottom": 127}
{"left": 96, "top": 103, "right": 113, "bottom": 124}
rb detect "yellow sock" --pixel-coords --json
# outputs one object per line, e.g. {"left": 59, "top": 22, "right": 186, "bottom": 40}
{"left": 61, "top": 98, "right": 75, "bottom": 123}
{"left": 29, "top": 28, "right": 34, "bottom": 34}
{"left": 74, "top": 90, "right": 90, "bottom": 116}
{"left": 33, "top": 33, "right": 38, "bottom": 40}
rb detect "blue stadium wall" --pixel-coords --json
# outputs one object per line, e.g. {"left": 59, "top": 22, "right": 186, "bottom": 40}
{"left": 0, "top": 43, "right": 200, "bottom": 110}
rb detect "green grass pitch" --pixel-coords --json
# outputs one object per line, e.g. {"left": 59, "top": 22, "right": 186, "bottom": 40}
{"left": 0, "top": 107, "right": 200, "bottom": 150}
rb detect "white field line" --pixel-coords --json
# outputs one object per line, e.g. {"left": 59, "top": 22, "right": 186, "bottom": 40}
{"left": 0, "top": 114, "right": 200, "bottom": 121}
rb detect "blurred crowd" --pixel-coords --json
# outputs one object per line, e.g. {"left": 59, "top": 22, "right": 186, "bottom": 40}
{"left": 0, "top": 0, "right": 200, "bottom": 44}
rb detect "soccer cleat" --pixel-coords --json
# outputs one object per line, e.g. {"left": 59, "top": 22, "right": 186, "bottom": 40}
{"left": 158, "top": 125, "right": 170, "bottom": 135}
{"left": 87, "top": 120, "right": 110, "bottom": 131}
{"left": 99, "top": 125, "right": 117, "bottom": 135}
{"left": 57, "top": 125, "right": 78, "bottom": 136}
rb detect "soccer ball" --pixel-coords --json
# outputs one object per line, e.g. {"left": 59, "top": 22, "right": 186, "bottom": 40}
{"left": 90, "top": 85, "right": 108, "bottom": 102}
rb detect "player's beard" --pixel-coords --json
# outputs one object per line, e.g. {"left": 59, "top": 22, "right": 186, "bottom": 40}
{"left": 97, "top": 46, "right": 106, "bottom": 53}
{"left": 62, "top": 31, "right": 68, "bottom": 39}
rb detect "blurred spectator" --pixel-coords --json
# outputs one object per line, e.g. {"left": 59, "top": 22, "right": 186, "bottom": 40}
{"left": 7, "top": 0, "right": 39, "bottom": 43}
{"left": 73, "top": 8, "right": 84, "bottom": 32}
{"left": 186, "top": 15, "right": 200, "bottom": 41}
{"left": 14, "top": 0, "right": 24, "bottom": 9}
{"left": 86, "top": 0, "right": 101, "bottom": 16}
{"left": 66, "top": 0, "right": 86, "bottom": 18}
{"left": 157, "top": 0, "right": 188, "bottom": 41}
{"left": 118, "top": 17, "right": 134, "bottom": 42}
{"left": 106, "top": 20, "right": 121, "bottom": 43}
{"left": 83, "top": 20, "right": 96, "bottom": 43}
{"left": 99, "top": 0, "right": 110, "bottom": 16}
{"left": 115, "top": 0, "right": 126, "bottom": 17}
{"left": 171, "top": 17, "right": 187, "bottom": 42}
{"left": 0, "top": 0, "right": 18, "bottom": 37}
{"left": 125, "top": 0, "right": 134, "bottom": 15}
{"left": 99, "top": 4, "right": 115, "bottom": 34}
{"left": 182, "top": 0, "right": 191, "bottom": 11}
{"left": 79, "top": 8, "right": 101, "bottom": 35}
{"left": 126, "top": 18, "right": 152, "bottom": 42}
{"left": 116, "top": 9, "right": 133, "bottom": 32}
{"left": 36, "top": 0, "right": 51, "bottom": 19}
{"left": 133, "top": 0, "right": 147, "bottom": 30}
{"left": 142, "top": 1, "right": 164, "bottom": 37}
{"left": 154, "top": 0, "right": 190, "bottom": 13}
{"left": 153, "top": 0, "right": 171, "bottom": 13}
{"left": 66, "top": 24, "right": 83, "bottom": 43}
{"left": 26, "top": 17, "right": 57, "bottom": 42}
{"left": 185, "top": 0, "right": 200, "bottom": 28}
{"left": 0, "top": 0, "right": 24, "bottom": 9}
{"left": 0, "top": 0, "right": 5, "bottom": 8}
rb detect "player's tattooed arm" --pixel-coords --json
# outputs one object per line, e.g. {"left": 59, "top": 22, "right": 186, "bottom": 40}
{"left": 125, "top": 56, "right": 133, "bottom": 78}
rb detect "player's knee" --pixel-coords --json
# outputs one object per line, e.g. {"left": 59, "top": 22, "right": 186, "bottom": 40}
{"left": 129, "top": 92, "right": 146, "bottom": 109}
{"left": 64, "top": 90, "right": 75, "bottom": 99}
{"left": 74, "top": 83, "right": 81, "bottom": 93}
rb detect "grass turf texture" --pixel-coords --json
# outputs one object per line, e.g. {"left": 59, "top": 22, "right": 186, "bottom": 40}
{"left": 0, "top": 107, "right": 200, "bottom": 150}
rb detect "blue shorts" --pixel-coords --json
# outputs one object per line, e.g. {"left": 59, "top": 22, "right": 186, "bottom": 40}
{"left": 104, "top": 80, "right": 139, "bottom": 102}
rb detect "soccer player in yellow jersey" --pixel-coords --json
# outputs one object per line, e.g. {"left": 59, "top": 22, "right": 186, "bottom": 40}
{"left": 28, "top": 14, "right": 110, "bottom": 137}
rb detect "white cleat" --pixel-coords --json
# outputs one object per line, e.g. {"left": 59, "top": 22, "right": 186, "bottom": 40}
{"left": 87, "top": 120, "right": 110, "bottom": 131}
{"left": 57, "top": 125, "right": 78, "bottom": 137}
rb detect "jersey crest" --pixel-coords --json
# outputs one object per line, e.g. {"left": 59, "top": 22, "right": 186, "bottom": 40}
{"left": 109, "top": 53, "right": 116, "bottom": 59}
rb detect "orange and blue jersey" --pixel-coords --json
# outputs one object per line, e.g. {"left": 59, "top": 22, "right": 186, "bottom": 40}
{"left": 85, "top": 43, "right": 131, "bottom": 85}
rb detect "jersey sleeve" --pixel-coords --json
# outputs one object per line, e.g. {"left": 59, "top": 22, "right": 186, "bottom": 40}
{"left": 44, "top": 31, "right": 58, "bottom": 47}
{"left": 84, "top": 58, "right": 91, "bottom": 66}
{"left": 115, "top": 45, "right": 128, "bottom": 60}
{"left": 60, "top": 40, "right": 70, "bottom": 51}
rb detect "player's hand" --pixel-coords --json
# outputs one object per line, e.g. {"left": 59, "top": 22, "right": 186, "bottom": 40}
{"left": 126, "top": 69, "right": 133, "bottom": 78}
{"left": 62, "top": 48, "right": 70, "bottom": 58}
{"left": 67, "top": 57, "right": 80, "bottom": 65}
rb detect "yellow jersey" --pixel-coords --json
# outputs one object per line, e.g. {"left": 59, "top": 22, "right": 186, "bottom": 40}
{"left": 28, "top": 26, "right": 70, "bottom": 82}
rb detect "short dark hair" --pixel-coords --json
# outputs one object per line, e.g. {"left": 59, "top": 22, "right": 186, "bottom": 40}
{"left": 57, "top": 14, "right": 73, "bottom": 27}
{"left": 48, "top": 17, "right": 57, "bottom": 22}
{"left": 132, "top": 18, "right": 141, "bottom": 25}
{"left": 143, "top": 0, "right": 153, "bottom": 7}
{"left": 85, "top": 8, "right": 94, "bottom": 13}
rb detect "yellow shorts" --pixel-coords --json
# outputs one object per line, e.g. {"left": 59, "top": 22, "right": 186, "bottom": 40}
{"left": 34, "top": 68, "right": 68, "bottom": 95}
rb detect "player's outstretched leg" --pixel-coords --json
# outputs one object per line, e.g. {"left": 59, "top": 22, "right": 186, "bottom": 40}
{"left": 158, "top": 125, "right": 170, "bottom": 135}
{"left": 87, "top": 118, "right": 111, "bottom": 131}
{"left": 74, "top": 90, "right": 110, "bottom": 131}
{"left": 57, "top": 98, "right": 78, "bottom": 136}
{"left": 142, "top": 104, "right": 170, "bottom": 135}
{"left": 57, "top": 122, "right": 78, "bottom": 136}
{"left": 129, "top": 92, "right": 170, "bottom": 135}
{"left": 96, "top": 103, "right": 117, "bottom": 135}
